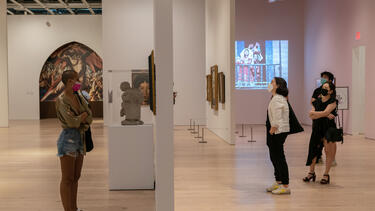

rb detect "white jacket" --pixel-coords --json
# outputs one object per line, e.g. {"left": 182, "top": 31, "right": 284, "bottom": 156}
{"left": 268, "top": 94, "right": 290, "bottom": 134}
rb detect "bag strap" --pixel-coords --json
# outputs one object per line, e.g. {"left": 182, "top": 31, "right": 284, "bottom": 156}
{"left": 74, "top": 91, "right": 84, "bottom": 104}
{"left": 336, "top": 109, "right": 344, "bottom": 144}
{"left": 336, "top": 108, "right": 342, "bottom": 128}
{"left": 75, "top": 91, "right": 91, "bottom": 108}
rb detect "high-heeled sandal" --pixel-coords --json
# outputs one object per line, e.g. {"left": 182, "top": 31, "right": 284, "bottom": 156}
{"left": 320, "top": 174, "right": 330, "bottom": 184}
{"left": 303, "top": 172, "right": 316, "bottom": 182}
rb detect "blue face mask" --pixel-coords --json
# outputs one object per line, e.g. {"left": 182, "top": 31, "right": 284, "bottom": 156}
{"left": 320, "top": 78, "right": 327, "bottom": 86}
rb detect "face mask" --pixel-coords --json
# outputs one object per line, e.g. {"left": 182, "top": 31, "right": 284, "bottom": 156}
{"left": 321, "top": 89, "right": 329, "bottom": 96}
{"left": 321, "top": 78, "right": 327, "bottom": 86}
{"left": 72, "top": 82, "right": 81, "bottom": 92}
{"left": 268, "top": 84, "right": 274, "bottom": 93}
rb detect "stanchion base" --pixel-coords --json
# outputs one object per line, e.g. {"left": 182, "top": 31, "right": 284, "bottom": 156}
{"left": 191, "top": 132, "right": 198, "bottom": 134}
{"left": 199, "top": 141, "right": 207, "bottom": 144}
{"left": 195, "top": 136, "right": 203, "bottom": 139}
{"left": 239, "top": 135, "right": 247, "bottom": 138}
{"left": 248, "top": 140, "right": 256, "bottom": 142}
{"left": 187, "top": 128, "right": 194, "bottom": 131}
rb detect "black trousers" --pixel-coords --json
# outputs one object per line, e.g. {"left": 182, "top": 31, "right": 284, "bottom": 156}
{"left": 267, "top": 132, "right": 289, "bottom": 185}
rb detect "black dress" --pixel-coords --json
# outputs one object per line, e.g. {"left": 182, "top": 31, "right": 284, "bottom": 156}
{"left": 306, "top": 97, "right": 338, "bottom": 166}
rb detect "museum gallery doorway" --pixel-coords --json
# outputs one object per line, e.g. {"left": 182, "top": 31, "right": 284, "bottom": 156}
{"left": 39, "top": 41, "right": 103, "bottom": 118}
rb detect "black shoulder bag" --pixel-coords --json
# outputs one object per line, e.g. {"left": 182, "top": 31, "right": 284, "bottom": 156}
{"left": 75, "top": 92, "right": 94, "bottom": 152}
{"left": 326, "top": 110, "right": 344, "bottom": 144}
{"left": 85, "top": 126, "right": 94, "bottom": 152}
{"left": 287, "top": 101, "right": 304, "bottom": 135}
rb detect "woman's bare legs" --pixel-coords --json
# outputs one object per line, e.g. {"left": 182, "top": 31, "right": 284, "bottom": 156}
{"left": 71, "top": 155, "right": 84, "bottom": 211}
{"left": 323, "top": 139, "right": 336, "bottom": 177}
{"left": 303, "top": 157, "right": 317, "bottom": 181}
{"left": 333, "top": 143, "right": 337, "bottom": 164}
{"left": 305, "top": 143, "right": 322, "bottom": 180}
{"left": 309, "top": 157, "right": 317, "bottom": 173}
{"left": 60, "top": 155, "right": 75, "bottom": 211}
{"left": 60, "top": 154, "right": 84, "bottom": 211}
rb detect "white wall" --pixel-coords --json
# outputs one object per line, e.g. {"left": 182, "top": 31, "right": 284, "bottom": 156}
{"left": 173, "top": 0, "right": 206, "bottom": 125}
{"left": 235, "top": 0, "right": 305, "bottom": 125}
{"left": 103, "top": 0, "right": 206, "bottom": 126}
{"left": 0, "top": 0, "right": 9, "bottom": 127}
{"left": 102, "top": 0, "right": 154, "bottom": 126}
{"left": 206, "top": 0, "right": 236, "bottom": 144}
{"left": 7, "top": 15, "right": 102, "bottom": 120}
{"left": 102, "top": 0, "right": 153, "bottom": 71}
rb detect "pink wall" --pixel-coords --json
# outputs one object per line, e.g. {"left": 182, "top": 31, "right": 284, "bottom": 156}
{"left": 362, "top": 1, "right": 375, "bottom": 139}
{"left": 304, "top": 0, "right": 375, "bottom": 137}
{"left": 235, "top": 0, "right": 305, "bottom": 124}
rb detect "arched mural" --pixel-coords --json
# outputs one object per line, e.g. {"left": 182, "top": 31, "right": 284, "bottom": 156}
{"left": 39, "top": 42, "right": 103, "bottom": 118}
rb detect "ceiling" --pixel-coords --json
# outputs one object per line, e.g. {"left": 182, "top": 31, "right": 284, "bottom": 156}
{"left": 7, "top": 0, "right": 102, "bottom": 15}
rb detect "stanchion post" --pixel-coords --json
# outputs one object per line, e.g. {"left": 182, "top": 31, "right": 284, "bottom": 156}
{"left": 199, "top": 127, "right": 207, "bottom": 143}
{"left": 191, "top": 120, "right": 198, "bottom": 134}
{"left": 239, "top": 124, "right": 247, "bottom": 137}
{"left": 195, "top": 124, "right": 202, "bottom": 139}
{"left": 188, "top": 119, "right": 194, "bottom": 131}
{"left": 248, "top": 126, "right": 256, "bottom": 143}
{"left": 190, "top": 120, "right": 195, "bottom": 133}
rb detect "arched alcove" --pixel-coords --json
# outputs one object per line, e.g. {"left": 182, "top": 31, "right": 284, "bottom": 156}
{"left": 39, "top": 41, "right": 103, "bottom": 118}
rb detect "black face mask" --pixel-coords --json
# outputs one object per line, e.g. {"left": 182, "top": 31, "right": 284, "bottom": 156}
{"left": 321, "top": 89, "right": 329, "bottom": 96}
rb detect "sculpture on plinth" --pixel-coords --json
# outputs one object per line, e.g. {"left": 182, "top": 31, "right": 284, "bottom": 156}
{"left": 120, "top": 81, "right": 144, "bottom": 125}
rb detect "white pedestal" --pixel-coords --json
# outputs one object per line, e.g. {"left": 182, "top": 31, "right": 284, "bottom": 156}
{"left": 108, "top": 124, "right": 154, "bottom": 190}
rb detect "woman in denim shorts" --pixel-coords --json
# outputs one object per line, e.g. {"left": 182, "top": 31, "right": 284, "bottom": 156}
{"left": 56, "top": 70, "right": 92, "bottom": 211}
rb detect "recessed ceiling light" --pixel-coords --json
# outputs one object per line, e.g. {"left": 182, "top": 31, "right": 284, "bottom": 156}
{"left": 269, "top": 0, "right": 283, "bottom": 3}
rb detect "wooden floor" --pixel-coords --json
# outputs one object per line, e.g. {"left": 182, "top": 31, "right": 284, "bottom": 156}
{"left": 1, "top": 120, "right": 375, "bottom": 210}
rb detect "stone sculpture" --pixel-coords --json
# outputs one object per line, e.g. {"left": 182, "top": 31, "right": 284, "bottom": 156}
{"left": 120, "top": 81, "right": 144, "bottom": 125}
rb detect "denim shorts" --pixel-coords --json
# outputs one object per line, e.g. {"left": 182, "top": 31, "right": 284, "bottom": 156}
{"left": 57, "top": 128, "right": 84, "bottom": 157}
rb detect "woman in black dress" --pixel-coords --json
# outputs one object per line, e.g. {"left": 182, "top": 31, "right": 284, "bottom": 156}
{"left": 303, "top": 82, "right": 338, "bottom": 184}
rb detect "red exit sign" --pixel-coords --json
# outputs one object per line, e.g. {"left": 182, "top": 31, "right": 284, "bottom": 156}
{"left": 356, "top": 32, "right": 361, "bottom": 40}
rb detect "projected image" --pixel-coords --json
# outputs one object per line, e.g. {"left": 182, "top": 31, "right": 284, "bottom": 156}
{"left": 235, "top": 40, "right": 288, "bottom": 89}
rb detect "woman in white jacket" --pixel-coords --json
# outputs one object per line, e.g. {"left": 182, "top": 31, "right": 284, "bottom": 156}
{"left": 266, "top": 77, "right": 291, "bottom": 195}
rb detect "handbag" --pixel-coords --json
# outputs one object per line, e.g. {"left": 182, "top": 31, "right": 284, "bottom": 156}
{"left": 75, "top": 91, "right": 94, "bottom": 152}
{"left": 325, "top": 110, "right": 344, "bottom": 143}
{"left": 85, "top": 126, "right": 94, "bottom": 152}
{"left": 287, "top": 101, "right": 304, "bottom": 135}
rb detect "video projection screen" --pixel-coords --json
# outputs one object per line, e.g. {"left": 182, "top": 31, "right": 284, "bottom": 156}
{"left": 235, "top": 40, "right": 288, "bottom": 90}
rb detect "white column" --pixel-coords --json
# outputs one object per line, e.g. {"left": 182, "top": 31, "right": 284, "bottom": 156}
{"left": 0, "top": 0, "right": 9, "bottom": 127}
{"left": 154, "top": 0, "right": 174, "bottom": 210}
{"left": 352, "top": 46, "right": 366, "bottom": 135}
